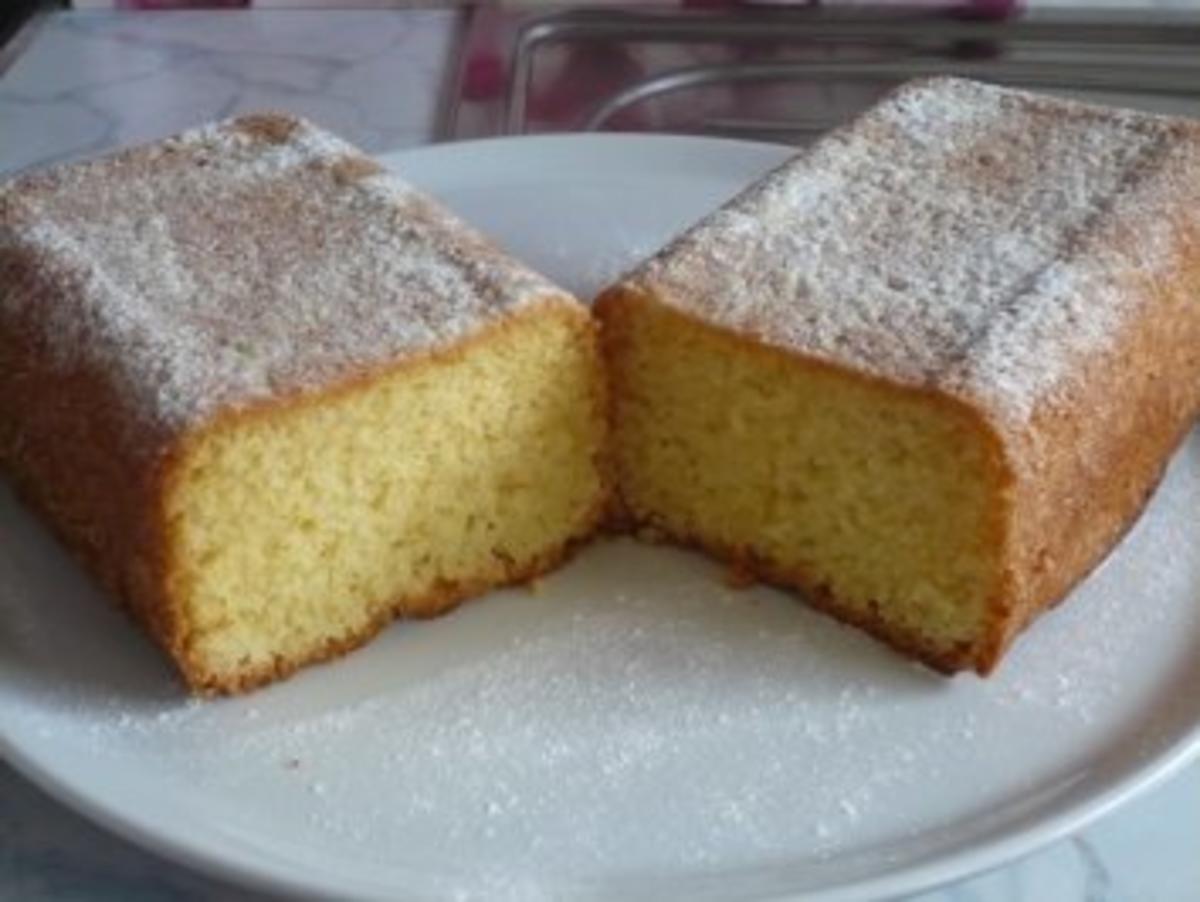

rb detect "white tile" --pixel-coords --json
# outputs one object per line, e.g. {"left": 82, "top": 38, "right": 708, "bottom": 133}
{"left": 0, "top": 10, "right": 455, "bottom": 168}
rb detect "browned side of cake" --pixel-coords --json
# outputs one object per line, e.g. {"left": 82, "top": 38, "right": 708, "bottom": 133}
{"left": 986, "top": 201, "right": 1200, "bottom": 665}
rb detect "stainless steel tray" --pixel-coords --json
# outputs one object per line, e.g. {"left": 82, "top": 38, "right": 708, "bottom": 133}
{"left": 440, "top": 5, "right": 1200, "bottom": 143}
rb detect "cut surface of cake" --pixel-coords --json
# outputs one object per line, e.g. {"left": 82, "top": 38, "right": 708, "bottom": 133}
{"left": 0, "top": 114, "right": 607, "bottom": 693}
{"left": 597, "top": 78, "right": 1200, "bottom": 674}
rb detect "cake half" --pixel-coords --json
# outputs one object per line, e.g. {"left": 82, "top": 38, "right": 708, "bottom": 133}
{"left": 597, "top": 78, "right": 1200, "bottom": 674}
{"left": 0, "top": 115, "right": 607, "bottom": 693}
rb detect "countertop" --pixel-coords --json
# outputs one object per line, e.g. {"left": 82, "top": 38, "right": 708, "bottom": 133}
{"left": 0, "top": 8, "right": 1197, "bottom": 902}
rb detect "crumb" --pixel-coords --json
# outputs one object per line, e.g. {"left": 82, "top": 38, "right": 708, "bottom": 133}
{"left": 232, "top": 113, "right": 301, "bottom": 145}
{"left": 329, "top": 155, "right": 384, "bottom": 185}
{"left": 601, "top": 504, "right": 634, "bottom": 533}
{"left": 634, "top": 524, "right": 669, "bottom": 545}
{"left": 723, "top": 564, "right": 758, "bottom": 590}
{"left": 285, "top": 757, "right": 301, "bottom": 770}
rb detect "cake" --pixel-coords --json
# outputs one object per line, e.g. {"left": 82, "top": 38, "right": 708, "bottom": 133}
{"left": 0, "top": 114, "right": 608, "bottom": 694}
{"left": 596, "top": 78, "right": 1200, "bottom": 674}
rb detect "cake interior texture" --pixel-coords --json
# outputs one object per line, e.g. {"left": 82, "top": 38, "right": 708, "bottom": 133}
{"left": 166, "top": 304, "right": 604, "bottom": 689}
{"left": 601, "top": 292, "right": 1006, "bottom": 667}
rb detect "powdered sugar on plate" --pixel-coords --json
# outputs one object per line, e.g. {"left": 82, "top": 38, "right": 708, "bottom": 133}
{"left": 3, "top": 438, "right": 1199, "bottom": 897}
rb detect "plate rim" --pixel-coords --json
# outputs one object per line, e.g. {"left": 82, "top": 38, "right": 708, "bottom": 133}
{"left": 5, "top": 717, "right": 1200, "bottom": 902}
{"left": 3, "top": 131, "right": 1199, "bottom": 902}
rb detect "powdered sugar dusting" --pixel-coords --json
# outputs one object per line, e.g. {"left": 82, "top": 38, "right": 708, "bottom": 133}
{"left": 0, "top": 114, "right": 563, "bottom": 439}
{"left": 625, "top": 78, "right": 1200, "bottom": 422}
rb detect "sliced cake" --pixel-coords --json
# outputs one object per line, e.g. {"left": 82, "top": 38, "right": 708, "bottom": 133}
{"left": 0, "top": 114, "right": 608, "bottom": 693}
{"left": 596, "top": 78, "right": 1200, "bottom": 673}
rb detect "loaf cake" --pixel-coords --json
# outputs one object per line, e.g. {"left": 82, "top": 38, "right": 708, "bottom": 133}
{"left": 0, "top": 114, "right": 608, "bottom": 694}
{"left": 597, "top": 78, "right": 1200, "bottom": 674}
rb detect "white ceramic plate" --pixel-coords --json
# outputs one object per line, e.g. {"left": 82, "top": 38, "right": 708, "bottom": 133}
{"left": 3, "top": 135, "right": 1200, "bottom": 902}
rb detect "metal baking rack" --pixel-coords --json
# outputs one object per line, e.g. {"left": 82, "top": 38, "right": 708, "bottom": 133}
{"left": 439, "top": 5, "right": 1200, "bottom": 144}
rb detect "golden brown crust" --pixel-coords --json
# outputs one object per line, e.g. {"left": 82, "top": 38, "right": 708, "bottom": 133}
{"left": 231, "top": 112, "right": 303, "bottom": 144}
{"left": 328, "top": 155, "right": 386, "bottom": 185}
{"left": 0, "top": 251, "right": 181, "bottom": 651}
{"left": 978, "top": 199, "right": 1200, "bottom": 670}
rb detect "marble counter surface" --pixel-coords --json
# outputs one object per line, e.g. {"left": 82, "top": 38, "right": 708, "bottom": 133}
{"left": 0, "top": 7, "right": 458, "bottom": 176}
{"left": 1, "top": 8, "right": 1198, "bottom": 902}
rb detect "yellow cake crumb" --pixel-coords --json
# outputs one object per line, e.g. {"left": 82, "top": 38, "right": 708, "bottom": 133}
{"left": 164, "top": 305, "right": 606, "bottom": 690}
{"left": 599, "top": 290, "right": 1004, "bottom": 667}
